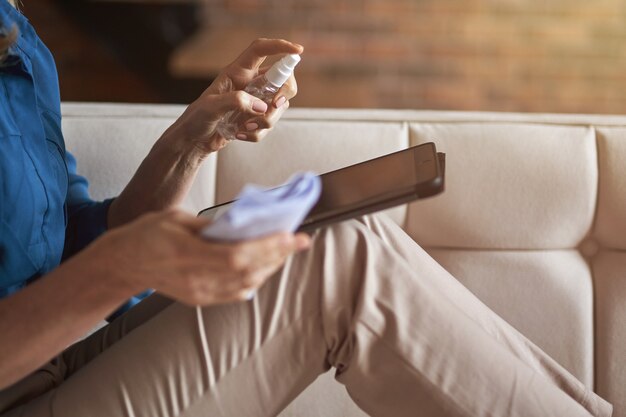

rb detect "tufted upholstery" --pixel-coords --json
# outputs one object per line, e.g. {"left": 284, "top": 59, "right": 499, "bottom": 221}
{"left": 61, "top": 103, "right": 626, "bottom": 417}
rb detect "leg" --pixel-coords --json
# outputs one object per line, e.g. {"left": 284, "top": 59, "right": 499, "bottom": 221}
{"left": 316, "top": 217, "right": 610, "bottom": 417}
{"left": 2, "top": 219, "right": 612, "bottom": 417}
{"left": 62, "top": 293, "right": 174, "bottom": 375}
{"left": 355, "top": 214, "right": 609, "bottom": 415}
{"left": 0, "top": 294, "right": 173, "bottom": 413}
{"left": 2, "top": 247, "right": 331, "bottom": 417}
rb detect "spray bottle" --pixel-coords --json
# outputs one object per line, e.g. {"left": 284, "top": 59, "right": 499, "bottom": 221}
{"left": 216, "top": 54, "right": 302, "bottom": 141}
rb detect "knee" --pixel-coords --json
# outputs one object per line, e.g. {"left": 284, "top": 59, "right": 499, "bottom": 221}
{"left": 313, "top": 219, "right": 373, "bottom": 259}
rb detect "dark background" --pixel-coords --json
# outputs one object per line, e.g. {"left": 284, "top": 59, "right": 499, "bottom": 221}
{"left": 24, "top": 0, "right": 207, "bottom": 103}
{"left": 22, "top": 0, "right": 626, "bottom": 114}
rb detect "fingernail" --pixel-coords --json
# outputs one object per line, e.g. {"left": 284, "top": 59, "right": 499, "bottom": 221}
{"left": 236, "top": 133, "right": 247, "bottom": 140}
{"left": 274, "top": 96, "right": 287, "bottom": 108}
{"left": 246, "top": 122, "right": 259, "bottom": 131}
{"left": 252, "top": 100, "right": 268, "bottom": 113}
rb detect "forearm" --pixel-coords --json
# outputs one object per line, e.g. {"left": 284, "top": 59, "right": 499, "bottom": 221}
{"left": 0, "top": 250, "right": 130, "bottom": 389}
{"left": 108, "top": 132, "right": 206, "bottom": 228}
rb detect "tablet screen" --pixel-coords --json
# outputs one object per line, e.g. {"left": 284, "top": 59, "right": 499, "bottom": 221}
{"left": 305, "top": 148, "right": 420, "bottom": 222}
{"left": 199, "top": 143, "right": 442, "bottom": 229}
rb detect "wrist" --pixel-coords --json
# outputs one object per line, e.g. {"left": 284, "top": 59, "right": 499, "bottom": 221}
{"left": 160, "top": 98, "right": 228, "bottom": 157}
{"left": 156, "top": 129, "right": 208, "bottom": 167}
{"left": 72, "top": 232, "right": 142, "bottom": 301}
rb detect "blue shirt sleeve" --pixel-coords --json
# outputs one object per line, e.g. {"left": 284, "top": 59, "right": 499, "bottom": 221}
{"left": 62, "top": 151, "right": 115, "bottom": 261}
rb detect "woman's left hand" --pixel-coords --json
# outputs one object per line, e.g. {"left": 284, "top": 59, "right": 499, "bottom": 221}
{"left": 162, "top": 38, "right": 303, "bottom": 156}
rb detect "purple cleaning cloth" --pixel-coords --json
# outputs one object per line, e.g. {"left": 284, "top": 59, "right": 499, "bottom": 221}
{"left": 201, "top": 172, "right": 321, "bottom": 242}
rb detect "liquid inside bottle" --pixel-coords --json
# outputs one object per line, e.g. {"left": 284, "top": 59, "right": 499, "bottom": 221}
{"left": 216, "top": 54, "right": 301, "bottom": 141}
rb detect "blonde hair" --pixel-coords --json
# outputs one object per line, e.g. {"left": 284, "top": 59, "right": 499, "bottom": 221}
{"left": 0, "top": 26, "right": 17, "bottom": 63}
{"left": 1, "top": 0, "right": 19, "bottom": 64}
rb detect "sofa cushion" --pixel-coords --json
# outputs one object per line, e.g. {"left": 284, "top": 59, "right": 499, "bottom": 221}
{"left": 61, "top": 104, "right": 217, "bottom": 213}
{"left": 593, "top": 251, "right": 626, "bottom": 415}
{"left": 407, "top": 123, "right": 597, "bottom": 250}
{"left": 426, "top": 249, "right": 594, "bottom": 387}
{"left": 595, "top": 128, "right": 626, "bottom": 250}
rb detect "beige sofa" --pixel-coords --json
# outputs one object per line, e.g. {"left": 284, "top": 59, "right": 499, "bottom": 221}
{"left": 61, "top": 103, "right": 626, "bottom": 417}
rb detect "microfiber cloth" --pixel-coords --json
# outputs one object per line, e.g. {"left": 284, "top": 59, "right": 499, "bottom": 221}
{"left": 201, "top": 172, "right": 322, "bottom": 242}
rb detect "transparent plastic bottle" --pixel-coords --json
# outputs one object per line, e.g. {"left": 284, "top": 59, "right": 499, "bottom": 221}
{"left": 217, "top": 54, "right": 302, "bottom": 141}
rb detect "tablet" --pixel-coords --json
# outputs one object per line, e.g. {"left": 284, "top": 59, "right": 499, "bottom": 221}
{"left": 198, "top": 142, "right": 445, "bottom": 233}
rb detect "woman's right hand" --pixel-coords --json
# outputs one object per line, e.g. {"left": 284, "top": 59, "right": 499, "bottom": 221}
{"left": 159, "top": 38, "right": 303, "bottom": 156}
{"left": 85, "top": 209, "right": 311, "bottom": 306}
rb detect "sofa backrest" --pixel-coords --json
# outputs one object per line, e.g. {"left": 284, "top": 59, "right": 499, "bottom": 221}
{"left": 61, "top": 103, "right": 626, "bottom": 416}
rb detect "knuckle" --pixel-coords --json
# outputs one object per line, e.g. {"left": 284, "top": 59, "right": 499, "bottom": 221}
{"left": 167, "top": 208, "right": 186, "bottom": 220}
{"left": 161, "top": 208, "right": 180, "bottom": 220}
{"left": 186, "top": 276, "right": 211, "bottom": 305}
{"left": 288, "top": 83, "right": 298, "bottom": 97}
{"left": 241, "top": 269, "right": 259, "bottom": 287}
{"left": 226, "top": 249, "right": 247, "bottom": 271}
{"left": 251, "top": 38, "right": 266, "bottom": 48}
{"left": 232, "top": 91, "right": 248, "bottom": 108}
{"left": 234, "top": 291, "right": 249, "bottom": 302}
{"left": 189, "top": 291, "right": 206, "bottom": 306}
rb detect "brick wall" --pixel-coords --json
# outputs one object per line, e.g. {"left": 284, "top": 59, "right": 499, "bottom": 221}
{"left": 171, "top": 0, "right": 626, "bottom": 113}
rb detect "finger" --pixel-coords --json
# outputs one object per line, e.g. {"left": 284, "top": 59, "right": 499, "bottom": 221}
{"left": 187, "top": 231, "right": 302, "bottom": 275}
{"left": 187, "top": 272, "right": 258, "bottom": 304}
{"left": 239, "top": 105, "right": 286, "bottom": 135}
{"left": 236, "top": 101, "right": 289, "bottom": 142}
{"left": 219, "top": 288, "right": 257, "bottom": 304}
{"left": 257, "top": 65, "right": 271, "bottom": 75}
{"left": 239, "top": 232, "right": 301, "bottom": 270}
{"left": 247, "top": 98, "right": 289, "bottom": 129}
{"left": 233, "top": 128, "right": 267, "bottom": 143}
{"left": 170, "top": 266, "right": 250, "bottom": 306}
{"left": 272, "top": 75, "right": 298, "bottom": 108}
{"left": 233, "top": 38, "right": 303, "bottom": 71}
{"left": 223, "top": 263, "right": 282, "bottom": 301}
{"left": 216, "top": 267, "right": 270, "bottom": 294}
{"left": 294, "top": 233, "right": 312, "bottom": 251}
{"left": 229, "top": 232, "right": 293, "bottom": 269}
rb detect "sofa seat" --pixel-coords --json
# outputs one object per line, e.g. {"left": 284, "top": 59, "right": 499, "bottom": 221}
{"left": 61, "top": 103, "right": 626, "bottom": 417}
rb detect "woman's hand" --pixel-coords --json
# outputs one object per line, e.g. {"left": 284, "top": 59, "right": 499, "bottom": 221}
{"left": 107, "top": 39, "right": 303, "bottom": 228}
{"left": 90, "top": 210, "right": 310, "bottom": 306}
{"left": 162, "top": 38, "right": 304, "bottom": 156}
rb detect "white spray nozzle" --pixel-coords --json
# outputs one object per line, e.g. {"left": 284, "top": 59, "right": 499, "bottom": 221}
{"left": 265, "top": 54, "right": 302, "bottom": 87}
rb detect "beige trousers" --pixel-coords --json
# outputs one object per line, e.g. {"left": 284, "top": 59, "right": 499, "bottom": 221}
{"left": 0, "top": 215, "right": 613, "bottom": 417}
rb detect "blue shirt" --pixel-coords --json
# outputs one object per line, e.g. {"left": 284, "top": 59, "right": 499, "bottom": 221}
{"left": 0, "top": 1, "right": 146, "bottom": 316}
